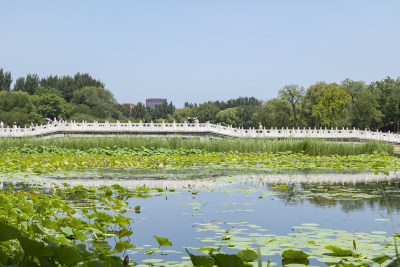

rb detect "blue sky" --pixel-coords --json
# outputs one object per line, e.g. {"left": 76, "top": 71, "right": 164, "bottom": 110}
{"left": 2, "top": 1, "right": 400, "bottom": 107}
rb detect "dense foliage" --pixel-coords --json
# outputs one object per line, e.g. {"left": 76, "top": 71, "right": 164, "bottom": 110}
{"left": 0, "top": 137, "right": 394, "bottom": 156}
{"left": 0, "top": 145, "right": 398, "bottom": 175}
{"left": 0, "top": 184, "right": 163, "bottom": 266}
{"left": 1, "top": 68, "right": 400, "bottom": 131}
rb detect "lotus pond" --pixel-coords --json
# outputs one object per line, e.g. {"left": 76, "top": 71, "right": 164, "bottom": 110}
{"left": 0, "top": 145, "right": 400, "bottom": 266}
{"left": 1, "top": 170, "right": 400, "bottom": 267}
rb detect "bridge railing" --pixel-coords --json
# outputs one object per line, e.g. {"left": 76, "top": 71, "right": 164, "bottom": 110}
{"left": 0, "top": 121, "right": 399, "bottom": 144}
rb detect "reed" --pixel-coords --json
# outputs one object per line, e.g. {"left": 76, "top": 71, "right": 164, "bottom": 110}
{"left": 0, "top": 137, "right": 393, "bottom": 156}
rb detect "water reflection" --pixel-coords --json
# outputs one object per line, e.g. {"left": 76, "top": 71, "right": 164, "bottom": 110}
{"left": 1, "top": 171, "right": 400, "bottom": 213}
{"left": 262, "top": 181, "right": 400, "bottom": 213}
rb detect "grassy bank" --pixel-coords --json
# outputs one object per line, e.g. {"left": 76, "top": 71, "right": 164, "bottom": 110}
{"left": 0, "top": 137, "right": 394, "bottom": 156}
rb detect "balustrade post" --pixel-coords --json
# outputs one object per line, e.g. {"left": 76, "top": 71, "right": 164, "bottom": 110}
{"left": 173, "top": 121, "right": 176, "bottom": 130}
{"left": 162, "top": 120, "right": 165, "bottom": 131}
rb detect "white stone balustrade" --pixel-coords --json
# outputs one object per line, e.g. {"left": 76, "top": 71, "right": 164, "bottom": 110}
{"left": 0, "top": 121, "right": 399, "bottom": 144}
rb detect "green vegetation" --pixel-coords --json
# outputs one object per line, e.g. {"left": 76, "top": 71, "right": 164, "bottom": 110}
{"left": 0, "top": 184, "right": 163, "bottom": 266}
{"left": 1, "top": 68, "right": 400, "bottom": 132}
{"left": 0, "top": 145, "right": 398, "bottom": 175}
{"left": 1, "top": 181, "right": 399, "bottom": 266}
{"left": 0, "top": 137, "right": 394, "bottom": 155}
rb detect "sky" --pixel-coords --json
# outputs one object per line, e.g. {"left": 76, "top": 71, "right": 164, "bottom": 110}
{"left": 1, "top": 1, "right": 400, "bottom": 107}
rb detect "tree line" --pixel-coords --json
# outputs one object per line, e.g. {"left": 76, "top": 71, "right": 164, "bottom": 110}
{"left": 0, "top": 68, "right": 399, "bottom": 132}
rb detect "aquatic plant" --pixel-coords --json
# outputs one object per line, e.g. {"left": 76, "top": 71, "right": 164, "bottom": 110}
{"left": 0, "top": 184, "right": 163, "bottom": 265}
{"left": 0, "top": 146, "right": 399, "bottom": 175}
{"left": 0, "top": 137, "right": 394, "bottom": 156}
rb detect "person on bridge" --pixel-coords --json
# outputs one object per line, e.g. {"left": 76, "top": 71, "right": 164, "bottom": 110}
{"left": 0, "top": 121, "right": 3, "bottom": 128}
{"left": 259, "top": 122, "right": 263, "bottom": 132}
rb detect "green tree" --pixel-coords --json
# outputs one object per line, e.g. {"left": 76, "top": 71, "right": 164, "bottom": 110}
{"left": 341, "top": 79, "right": 382, "bottom": 129}
{"left": 24, "top": 74, "right": 40, "bottom": 95}
{"left": 173, "top": 107, "right": 193, "bottom": 122}
{"left": 74, "top": 73, "right": 104, "bottom": 89}
{"left": 0, "top": 91, "right": 31, "bottom": 112}
{"left": 303, "top": 82, "right": 351, "bottom": 128}
{"left": 369, "top": 77, "right": 400, "bottom": 131}
{"left": 0, "top": 68, "right": 12, "bottom": 91}
{"left": 57, "top": 76, "right": 76, "bottom": 102}
{"left": 32, "top": 94, "right": 66, "bottom": 119}
{"left": 40, "top": 75, "right": 59, "bottom": 89}
{"left": 278, "top": 84, "right": 305, "bottom": 127}
{"left": 131, "top": 102, "right": 148, "bottom": 120}
{"left": 72, "top": 86, "right": 116, "bottom": 110}
{"left": 153, "top": 102, "right": 175, "bottom": 120}
{"left": 215, "top": 107, "right": 240, "bottom": 127}
{"left": 253, "top": 98, "right": 291, "bottom": 128}
{"left": 194, "top": 102, "right": 220, "bottom": 123}
{"left": 34, "top": 86, "right": 63, "bottom": 97}
{"left": 13, "top": 77, "right": 25, "bottom": 91}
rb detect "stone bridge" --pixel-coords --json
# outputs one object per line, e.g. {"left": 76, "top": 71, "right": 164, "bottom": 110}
{"left": 1, "top": 121, "right": 400, "bottom": 144}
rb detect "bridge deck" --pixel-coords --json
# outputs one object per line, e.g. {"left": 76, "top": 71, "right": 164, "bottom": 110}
{"left": 1, "top": 121, "right": 399, "bottom": 144}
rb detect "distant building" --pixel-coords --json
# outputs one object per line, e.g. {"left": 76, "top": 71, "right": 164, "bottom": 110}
{"left": 121, "top": 103, "right": 135, "bottom": 111}
{"left": 146, "top": 98, "right": 167, "bottom": 109}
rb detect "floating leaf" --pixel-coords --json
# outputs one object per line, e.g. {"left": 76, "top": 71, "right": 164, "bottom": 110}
{"left": 237, "top": 249, "right": 257, "bottom": 262}
{"left": 281, "top": 249, "right": 309, "bottom": 259}
{"left": 371, "top": 255, "right": 388, "bottom": 264}
{"left": 325, "top": 245, "right": 353, "bottom": 256}
{"left": 212, "top": 253, "right": 246, "bottom": 267}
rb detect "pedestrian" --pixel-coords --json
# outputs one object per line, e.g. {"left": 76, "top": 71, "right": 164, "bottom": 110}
{"left": 13, "top": 122, "right": 17, "bottom": 129}
{"left": 30, "top": 121, "right": 34, "bottom": 128}
{"left": 143, "top": 117, "right": 147, "bottom": 123}
{"left": 259, "top": 122, "right": 263, "bottom": 132}
{"left": 0, "top": 121, "right": 3, "bottom": 128}
{"left": 194, "top": 117, "right": 199, "bottom": 123}
{"left": 59, "top": 117, "right": 64, "bottom": 123}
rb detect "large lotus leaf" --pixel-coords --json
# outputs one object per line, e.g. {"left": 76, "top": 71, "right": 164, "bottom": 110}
{"left": 73, "top": 229, "right": 87, "bottom": 242}
{"left": 86, "top": 259, "right": 124, "bottom": 267}
{"left": 325, "top": 245, "right": 353, "bottom": 256}
{"left": 154, "top": 236, "right": 172, "bottom": 247}
{"left": 237, "top": 249, "right": 257, "bottom": 262}
{"left": 0, "top": 222, "right": 21, "bottom": 242}
{"left": 60, "top": 226, "right": 74, "bottom": 236}
{"left": 212, "top": 253, "right": 247, "bottom": 267}
{"left": 186, "top": 249, "right": 215, "bottom": 267}
{"left": 371, "top": 255, "right": 388, "bottom": 264}
{"left": 116, "top": 229, "right": 133, "bottom": 238}
{"left": 0, "top": 249, "right": 9, "bottom": 265}
{"left": 38, "top": 256, "right": 58, "bottom": 267}
{"left": 19, "top": 237, "right": 54, "bottom": 257}
{"left": 114, "top": 214, "right": 130, "bottom": 228}
{"left": 114, "top": 240, "right": 135, "bottom": 253}
{"left": 281, "top": 249, "right": 309, "bottom": 259}
{"left": 282, "top": 258, "right": 310, "bottom": 266}
{"left": 53, "top": 245, "right": 86, "bottom": 265}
